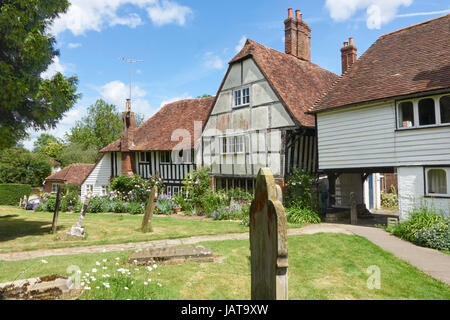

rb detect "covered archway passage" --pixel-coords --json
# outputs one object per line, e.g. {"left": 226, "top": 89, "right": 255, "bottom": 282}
{"left": 323, "top": 167, "right": 396, "bottom": 220}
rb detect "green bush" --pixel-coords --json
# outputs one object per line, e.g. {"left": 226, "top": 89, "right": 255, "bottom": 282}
{"left": 110, "top": 199, "right": 127, "bottom": 213}
{"left": 128, "top": 202, "right": 144, "bottom": 215}
{"left": 391, "top": 206, "right": 445, "bottom": 242}
{"left": 286, "top": 205, "right": 321, "bottom": 225}
{"left": 414, "top": 222, "right": 450, "bottom": 251}
{"left": 156, "top": 194, "right": 174, "bottom": 215}
{"left": 381, "top": 185, "right": 398, "bottom": 209}
{"left": 285, "top": 169, "right": 320, "bottom": 212}
{"left": 87, "top": 196, "right": 110, "bottom": 213}
{"left": 0, "top": 184, "right": 31, "bottom": 205}
{"left": 110, "top": 174, "right": 163, "bottom": 203}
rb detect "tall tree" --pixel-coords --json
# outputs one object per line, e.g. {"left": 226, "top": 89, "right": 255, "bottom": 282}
{"left": 0, "top": 0, "right": 79, "bottom": 150}
{"left": 32, "top": 133, "right": 58, "bottom": 153}
{"left": 67, "top": 99, "right": 145, "bottom": 150}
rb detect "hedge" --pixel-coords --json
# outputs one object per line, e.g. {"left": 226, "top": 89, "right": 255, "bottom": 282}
{"left": 0, "top": 184, "right": 31, "bottom": 205}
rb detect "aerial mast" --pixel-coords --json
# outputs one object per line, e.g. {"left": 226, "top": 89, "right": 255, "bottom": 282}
{"left": 120, "top": 57, "right": 143, "bottom": 111}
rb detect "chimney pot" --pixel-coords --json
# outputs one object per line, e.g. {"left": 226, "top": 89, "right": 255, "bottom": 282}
{"left": 341, "top": 37, "right": 357, "bottom": 75}
{"left": 349, "top": 37, "right": 354, "bottom": 46}
{"left": 295, "top": 10, "right": 301, "bottom": 20}
{"left": 344, "top": 41, "right": 348, "bottom": 47}
{"left": 288, "top": 8, "right": 293, "bottom": 19}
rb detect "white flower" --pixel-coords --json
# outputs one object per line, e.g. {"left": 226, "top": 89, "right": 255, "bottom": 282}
{"left": 41, "top": 259, "right": 48, "bottom": 264}
{"left": 157, "top": 283, "right": 162, "bottom": 287}
{"left": 146, "top": 266, "right": 153, "bottom": 272}
{"left": 115, "top": 257, "right": 120, "bottom": 260}
{"left": 153, "top": 264, "right": 157, "bottom": 269}
{"left": 84, "top": 286, "right": 91, "bottom": 290}
{"left": 144, "top": 282, "right": 148, "bottom": 286}
{"left": 135, "top": 268, "right": 139, "bottom": 271}
{"left": 85, "top": 273, "right": 90, "bottom": 277}
{"left": 115, "top": 263, "right": 119, "bottom": 266}
{"left": 76, "top": 270, "right": 82, "bottom": 274}
{"left": 96, "top": 286, "right": 100, "bottom": 289}
{"left": 92, "top": 268, "right": 97, "bottom": 273}
{"left": 147, "top": 278, "right": 152, "bottom": 282}
{"left": 103, "top": 282, "right": 110, "bottom": 289}
{"left": 102, "top": 266, "right": 107, "bottom": 270}
{"left": 96, "top": 261, "right": 101, "bottom": 266}
{"left": 90, "top": 277, "right": 96, "bottom": 281}
{"left": 102, "top": 259, "right": 107, "bottom": 263}
{"left": 124, "top": 287, "right": 129, "bottom": 290}
{"left": 133, "top": 260, "right": 138, "bottom": 264}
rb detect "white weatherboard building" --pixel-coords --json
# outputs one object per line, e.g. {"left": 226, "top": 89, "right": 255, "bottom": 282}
{"left": 309, "top": 14, "right": 450, "bottom": 219}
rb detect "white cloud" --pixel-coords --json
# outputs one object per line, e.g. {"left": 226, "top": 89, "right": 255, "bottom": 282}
{"left": 146, "top": 0, "right": 193, "bottom": 26}
{"left": 41, "top": 56, "right": 65, "bottom": 79}
{"left": 325, "top": 0, "right": 413, "bottom": 29}
{"left": 235, "top": 36, "right": 247, "bottom": 53}
{"left": 203, "top": 52, "right": 225, "bottom": 70}
{"left": 159, "top": 93, "right": 192, "bottom": 108}
{"left": 50, "top": 0, "right": 192, "bottom": 36}
{"left": 68, "top": 42, "right": 82, "bottom": 48}
{"left": 99, "top": 80, "right": 151, "bottom": 117}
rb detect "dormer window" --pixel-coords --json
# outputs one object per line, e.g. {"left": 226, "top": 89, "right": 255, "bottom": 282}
{"left": 397, "top": 94, "right": 450, "bottom": 129}
{"left": 234, "top": 88, "right": 250, "bottom": 108}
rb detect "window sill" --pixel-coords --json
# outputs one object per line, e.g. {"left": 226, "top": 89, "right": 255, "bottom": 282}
{"left": 395, "top": 123, "right": 450, "bottom": 131}
{"left": 424, "top": 194, "right": 450, "bottom": 199}
{"left": 232, "top": 104, "right": 250, "bottom": 110}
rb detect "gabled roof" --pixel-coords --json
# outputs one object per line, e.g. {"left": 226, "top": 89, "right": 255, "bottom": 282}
{"left": 227, "top": 39, "right": 339, "bottom": 126}
{"left": 44, "top": 163, "right": 95, "bottom": 185}
{"left": 101, "top": 96, "right": 215, "bottom": 152}
{"left": 309, "top": 14, "right": 450, "bottom": 113}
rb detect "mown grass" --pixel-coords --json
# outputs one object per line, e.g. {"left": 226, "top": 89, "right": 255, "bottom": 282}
{"left": 0, "top": 206, "right": 303, "bottom": 253}
{"left": 1, "top": 233, "right": 448, "bottom": 300}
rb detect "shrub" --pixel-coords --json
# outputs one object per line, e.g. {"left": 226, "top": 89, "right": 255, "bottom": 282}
{"left": 110, "top": 199, "right": 127, "bottom": 213}
{"left": 110, "top": 174, "right": 163, "bottom": 203}
{"left": 87, "top": 196, "right": 110, "bottom": 213}
{"left": 414, "top": 222, "right": 450, "bottom": 251}
{"left": 285, "top": 169, "right": 320, "bottom": 212}
{"left": 391, "top": 206, "right": 445, "bottom": 242}
{"left": 0, "top": 184, "right": 31, "bottom": 205}
{"left": 128, "top": 202, "right": 145, "bottom": 215}
{"left": 286, "top": 205, "right": 321, "bottom": 225}
{"left": 156, "top": 194, "right": 174, "bottom": 215}
{"left": 210, "top": 206, "right": 233, "bottom": 220}
{"left": 381, "top": 185, "right": 398, "bottom": 209}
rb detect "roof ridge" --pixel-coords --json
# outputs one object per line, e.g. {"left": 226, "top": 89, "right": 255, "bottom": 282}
{"left": 380, "top": 13, "right": 449, "bottom": 38}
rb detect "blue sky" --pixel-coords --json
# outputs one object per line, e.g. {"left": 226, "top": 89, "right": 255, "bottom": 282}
{"left": 23, "top": 0, "right": 450, "bottom": 150}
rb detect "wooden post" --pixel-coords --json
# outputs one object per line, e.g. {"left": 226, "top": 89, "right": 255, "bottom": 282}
{"left": 141, "top": 186, "right": 158, "bottom": 233}
{"left": 250, "top": 167, "right": 288, "bottom": 300}
{"left": 51, "top": 185, "right": 61, "bottom": 234}
{"left": 350, "top": 191, "right": 358, "bottom": 225}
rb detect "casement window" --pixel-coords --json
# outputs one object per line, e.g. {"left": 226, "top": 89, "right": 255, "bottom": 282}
{"left": 425, "top": 167, "right": 449, "bottom": 197}
{"left": 221, "top": 135, "right": 245, "bottom": 154}
{"left": 234, "top": 87, "right": 250, "bottom": 108}
{"left": 51, "top": 183, "right": 60, "bottom": 193}
{"left": 397, "top": 94, "right": 450, "bottom": 129}
{"left": 101, "top": 185, "right": 109, "bottom": 196}
{"left": 86, "top": 184, "right": 94, "bottom": 194}
{"left": 140, "top": 152, "right": 150, "bottom": 163}
{"left": 160, "top": 151, "right": 171, "bottom": 163}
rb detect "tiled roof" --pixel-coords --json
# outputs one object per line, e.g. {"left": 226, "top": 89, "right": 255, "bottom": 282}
{"left": 229, "top": 39, "right": 339, "bottom": 126}
{"left": 309, "top": 14, "right": 450, "bottom": 113}
{"left": 101, "top": 97, "right": 215, "bottom": 152}
{"left": 44, "top": 163, "right": 95, "bottom": 185}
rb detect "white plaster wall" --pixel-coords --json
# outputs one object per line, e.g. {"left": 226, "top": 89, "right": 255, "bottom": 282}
{"left": 397, "top": 166, "right": 450, "bottom": 219}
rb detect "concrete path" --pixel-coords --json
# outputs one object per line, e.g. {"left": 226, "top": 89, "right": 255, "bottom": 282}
{"left": 337, "top": 224, "right": 450, "bottom": 285}
{"left": 0, "top": 224, "right": 350, "bottom": 262}
{"left": 1, "top": 223, "right": 448, "bottom": 285}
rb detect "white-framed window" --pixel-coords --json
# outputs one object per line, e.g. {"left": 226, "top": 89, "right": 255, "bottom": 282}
{"left": 51, "top": 183, "right": 60, "bottom": 193}
{"left": 397, "top": 94, "right": 450, "bottom": 129}
{"left": 160, "top": 151, "right": 171, "bottom": 163}
{"left": 425, "top": 167, "right": 449, "bottom": 197}
{"left": 101, "top": 185, "right": 109, "bottom": 196}
{"left": 221, "top": 135, "right": 245, "bottom": 154}
{"left": 86, "top": 184, "right": 94, "bottom": 194}
{"left": 234, "top": 87, "right": 250, "bottom": 108}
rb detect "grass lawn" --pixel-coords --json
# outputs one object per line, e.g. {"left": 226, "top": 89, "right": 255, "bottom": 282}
{"left": 0, "top": 206, "right": 250, "bottom": 253}
{"left": 1, "top": 233, "right": 448, "bottom": 300}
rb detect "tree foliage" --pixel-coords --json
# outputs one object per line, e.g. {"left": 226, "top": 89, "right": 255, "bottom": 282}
{"left": 0, "top": 148, "right": 52, "bottom": 186}
{"left": 59, "top": 142, "right": 99, "bottom": 167}
{"left": 0, "top": 0, "right": 80, "bottom": 150}
{"left": 67, "top": 99, "right": 145, "bottom": 150}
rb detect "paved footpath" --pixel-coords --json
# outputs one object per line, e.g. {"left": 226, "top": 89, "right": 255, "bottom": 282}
{"left": 0, "top": 223, "right": 448, "bottom": 285}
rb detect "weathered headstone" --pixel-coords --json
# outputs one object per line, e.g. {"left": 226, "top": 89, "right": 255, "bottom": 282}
{"left": 0, "top": 275, "right": 80, "bottom": 300}
{"left": 250, "top": 167, "right": 288, "bottom": 300}
{"left": 141, "top": 185, "right": 157, "bottom": 233}
{"left": 128, "top": 245, "right": 220, "bottom": 265}
{"left": 51, "top": 185, "right": 62, "bottom": 234}
{"left": 66, "top": 195, "right": 91, "bottom": 238}
{"left": 350, "top": 192, "right": 358, "bottom": 225}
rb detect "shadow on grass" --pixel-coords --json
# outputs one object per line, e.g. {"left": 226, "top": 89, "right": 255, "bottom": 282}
{"left": 0, "top": 215, "right": 64, "bottom": 242}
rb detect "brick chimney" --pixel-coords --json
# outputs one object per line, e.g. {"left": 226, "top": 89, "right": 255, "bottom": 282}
{"left": 284, "top": 8, "right": 311, "bottom": 61}
{"left": 121, "top": 98, "right": 136, "bottom": 176}
{"left": 341, "top": 37, "right": 357, "bottom": 74}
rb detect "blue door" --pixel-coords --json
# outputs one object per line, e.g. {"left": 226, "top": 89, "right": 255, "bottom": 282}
{"left": 368, "top": 174, "right": 374, "bottom": 209}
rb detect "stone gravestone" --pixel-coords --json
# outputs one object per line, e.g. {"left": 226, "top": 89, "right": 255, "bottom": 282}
{"left": 66, "top": 195, "right": 91, "bottom": 238}
{"left": 128, "top": 245, "right": 220, "bottom": 265}
{"left": 350, "top": 192, "right": 358, "bottom": 225}
{"left": 250, "top": 167, "right": 288, "bottom": 300}
{"left": 141, "top": 185, "right": 158, "bottom": 233}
